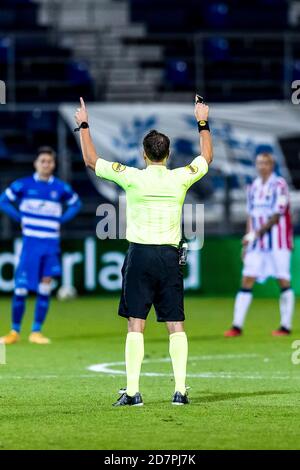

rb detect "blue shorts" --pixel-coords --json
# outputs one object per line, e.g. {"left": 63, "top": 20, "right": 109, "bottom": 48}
{"left": 15, "top": 237, "right": 61, "bottom": 292}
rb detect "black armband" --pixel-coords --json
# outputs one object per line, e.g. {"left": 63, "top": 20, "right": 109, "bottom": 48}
{"left": 197, "top": 120, "right": 210, "bottom": 132}
{"left": 74, "top": 121, "right": 89, "bottom": 132}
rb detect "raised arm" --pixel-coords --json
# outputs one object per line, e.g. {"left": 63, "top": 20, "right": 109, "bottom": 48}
{"left": 194, "top": 101, "right": 213, "bottom": 165}
{"left": 75, "top": 97, "right": 99, "bottom": 171}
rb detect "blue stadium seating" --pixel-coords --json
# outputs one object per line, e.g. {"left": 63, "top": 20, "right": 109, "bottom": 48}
{"left": 129, "top": 0, "right": 290, "bottom": 101}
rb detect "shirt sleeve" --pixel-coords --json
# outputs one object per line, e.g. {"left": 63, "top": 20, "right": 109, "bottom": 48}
{"left": 95, "top": 158, "right": 137, "bottom": 190}
{"left": 246, "top": 184, "right": 252, "bottom": 214}
{"left": 61, "top": 182, "right": 80, "bottom": 206}
{"left": 175, "top": 155, "right": 209, "bottom": 190}
{"left": 4, "top": 179, "right": 24, "bottom": 202}
{"left": 272, "top": 179, "right": 289, "bottom": 215}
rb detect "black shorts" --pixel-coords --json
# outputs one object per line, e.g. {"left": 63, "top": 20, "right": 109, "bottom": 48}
{"left": 118, "top": 243, "right": 185, "bottom": 322}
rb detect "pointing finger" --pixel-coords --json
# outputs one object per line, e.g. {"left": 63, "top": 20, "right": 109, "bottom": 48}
{"left": 80, "top": 97, "right": 86, "bottom": 109}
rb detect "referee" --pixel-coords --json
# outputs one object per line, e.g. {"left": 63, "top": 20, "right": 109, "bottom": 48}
{"left": 75, "top": 97, "right": 213, "bottom": 406}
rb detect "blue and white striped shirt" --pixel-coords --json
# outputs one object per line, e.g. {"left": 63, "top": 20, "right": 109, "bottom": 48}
{"left": 4, "top": 172, "right": 80, "bottom": 240}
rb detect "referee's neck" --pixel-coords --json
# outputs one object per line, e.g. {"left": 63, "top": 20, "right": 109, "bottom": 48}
{"left": 147, "top": 162, "right": 166, "bottom": 167}
{"left": 144, "top": 157, "right": 168, "bottom": 167}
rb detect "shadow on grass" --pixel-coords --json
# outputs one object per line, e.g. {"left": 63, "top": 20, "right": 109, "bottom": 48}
{"left": 191, "top": 390, "right": 292, "bottom": 404}
{"left": 146, "top": 390, "right": 292, "bottom": 406}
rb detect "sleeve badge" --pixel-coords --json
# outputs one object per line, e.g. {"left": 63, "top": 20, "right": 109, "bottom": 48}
{"left": 185, "top": 164, "right": 198, "bottom": 174}
{"left": 112, "top": 162, "right": 126, "bottom": 172}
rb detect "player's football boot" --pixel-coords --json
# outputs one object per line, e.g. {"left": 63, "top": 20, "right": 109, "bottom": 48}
{"left": 224, "top": 326, "right": 242, "bottom": 337}
{"left": 0, "top": 330, "right": 20, "bottom": 345}
{"left": 272, "top": 326, "right": 291, "bottom": 337}
{"left": 112, "top": 392, "right": 144, "bottom": 407}
{"left": 28, "top": 332, "right": 51, "bottom": 344}
{"left": 172, "top": 391, "right": 189, "bottom": 405}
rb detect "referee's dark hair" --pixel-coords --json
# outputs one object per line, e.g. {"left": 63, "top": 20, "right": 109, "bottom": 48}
{"left": 143, "top": 130, "right": 170, "bottom": 162}
{"left": 36, "top": 146, "right": 56, "bottom": 160}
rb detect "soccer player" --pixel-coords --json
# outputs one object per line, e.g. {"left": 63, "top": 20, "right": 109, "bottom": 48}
{"left": 75, "top": 97, "right": 213, "bottom": 406}
{"left": 0, "top": 147, "right": 81, "bottom": 345}
{"left": 224, "top": 152, "right": 294, "bottom": 337}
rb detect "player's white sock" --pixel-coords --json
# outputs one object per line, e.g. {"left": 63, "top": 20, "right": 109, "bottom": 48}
{"left": 169, "top": 332, "right": 188, "bottom": 395}
{"left": 233, "top": 289, "right": 253, "bottom": 329}
{"left": 125, "top": 332, "right": 144, "bottom": 397}
{"left": 279, "top": 288, "right": 295, "bottom": 330}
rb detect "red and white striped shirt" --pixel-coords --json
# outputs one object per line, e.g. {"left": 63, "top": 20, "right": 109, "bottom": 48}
{"left": 247, "top": 173, "right": 293, "bottom": 251}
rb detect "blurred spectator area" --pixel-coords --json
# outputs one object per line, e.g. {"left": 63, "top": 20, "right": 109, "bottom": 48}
{"left": 0, "top": 0, "right": 299, "bottom": 103}
{"left": 1, "top": 0, "right": 300, "bottom": 239}
{"left": 0, "top": 0, "right": 94, "bottom": 103}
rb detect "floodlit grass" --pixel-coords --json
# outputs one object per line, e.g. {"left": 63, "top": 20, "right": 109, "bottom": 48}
{"left": 0, "top": 296, "right": 299, "bottom": 450}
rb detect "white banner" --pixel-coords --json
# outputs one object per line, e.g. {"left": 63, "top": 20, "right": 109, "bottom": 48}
{"left": 60, "top": 101, "right": 300, "bottom": 202}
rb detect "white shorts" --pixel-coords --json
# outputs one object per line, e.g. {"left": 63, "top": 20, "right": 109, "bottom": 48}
{"left": 242, "top": 249, "right": 291, "bottom": 282}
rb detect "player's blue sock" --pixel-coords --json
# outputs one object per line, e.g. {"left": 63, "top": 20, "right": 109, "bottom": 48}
{"left": 32, "top": 294, "right": 50, "bottom": 332}
{"left": 12, "top": 292, "right": 27, "bottom": 333}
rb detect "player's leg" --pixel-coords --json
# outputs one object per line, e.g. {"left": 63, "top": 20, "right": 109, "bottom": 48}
{"left": 125, "top": 317, "right": 145, "bottom": 396}
{"left": 0, "top": 286, "right": 28, "bottom": 344}
{"left": 0, "top": 241, "right": 32, "bottom": 344}
{"left": 114, "top": 244, "right": 153, "bottom": 406}
{"left": 273, "top": 250, "right": 294, "bottom": 336}
{"left": 115, "top": 318, "right": 146, "bottom": 405}
{"left": 224, "top": 249, "right": 260, "bottom": 337}
{"left": 154, "top": 245, "right": 188, "bottom": 404}
{"left": 29, "top": 251, "right": 60, "bottom": 344}
{"left": 166, "top": 321, "right": 189, "bottom": 405}
{"left": 225, "top": 276, "right": 256, "bottom": 337}
{"left": 12, "top": 287, "right": 28, "bottom": 334}
{"left": 29, "top": 276, "right": 52, "bottom": 344}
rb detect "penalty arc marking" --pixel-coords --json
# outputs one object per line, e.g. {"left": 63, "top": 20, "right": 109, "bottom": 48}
{"left": 87, "top": 354, "right": 300, "bottom": 380}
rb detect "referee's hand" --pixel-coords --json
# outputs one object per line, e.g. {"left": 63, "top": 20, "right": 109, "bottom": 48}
{"left": 194, "top": 101, "right": 209, "bottom": 122}
{"left": 75, "top": 97, "right": 89, "bottom": 126}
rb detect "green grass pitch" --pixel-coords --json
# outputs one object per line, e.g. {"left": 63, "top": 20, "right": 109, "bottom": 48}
{"left": 0, "top": 296, "right": 300, "bottom": 450}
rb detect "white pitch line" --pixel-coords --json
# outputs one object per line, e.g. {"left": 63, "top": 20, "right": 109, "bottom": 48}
{"left": 87, "top": 354, "right": 300, "bottom": 380}
{"left": 0, "top": 372, "right": 299, "bottom": 380}
{"left": 1, "top": 353, "right": 299, "bottom": 381}
{"left": 87, "top": 354, "right": 260, "bottom": 376}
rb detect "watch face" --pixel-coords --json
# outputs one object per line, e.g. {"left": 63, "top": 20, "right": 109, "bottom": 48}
{"left": 81, "top": 122, "right": 89, "bottom": 128}
{"left": 199, "top": 120, "right": 206, "bottom": 126}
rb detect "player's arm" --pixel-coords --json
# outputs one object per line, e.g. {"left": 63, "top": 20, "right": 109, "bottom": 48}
{"left": 241, "top": 217, "right": 251, "bottom": 259}
{"left": 0, "top": 183, "right": 22, "bottom": 223}
{"left": 243, "top": 214, "right": 280, "bottom": 245}
{"left": 243, "top": 180, "right": 288, "bottom": 245}
{"left": 177, "top": 101, "right": 213, "bottom": 189}
{"left": 61, "top": 185, "right": 82, "bottom": 224}
{"left": 74, "top": 97, "right": 133, "bottom": 189}
{"left": 194, "top": 101, "right": 213, "bottom": 166}
{"left": 75, "top": 97, "right": 98, "bottom": 171}
{"left": 256, "top": 214, "right": 280, "bottom": 237}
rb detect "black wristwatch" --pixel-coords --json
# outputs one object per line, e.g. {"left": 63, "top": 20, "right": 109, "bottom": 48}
{"left": 74, "top": 121, "right": 89, "bottom": 132}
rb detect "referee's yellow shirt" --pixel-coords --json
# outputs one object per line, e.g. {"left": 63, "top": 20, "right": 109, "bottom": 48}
{"left": 95, "top": 156, "right": 208, "bottom": 246}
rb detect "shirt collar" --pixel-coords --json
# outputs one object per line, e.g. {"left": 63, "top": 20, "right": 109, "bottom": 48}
{"left": 33, "top": 172, "right": 54, "bottom": 184}
{"left": 146, "top": 165, "right": 167, "bottom": 170}
{"left": 258, "top": 172, "right": 276, "bottom": 186}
